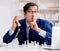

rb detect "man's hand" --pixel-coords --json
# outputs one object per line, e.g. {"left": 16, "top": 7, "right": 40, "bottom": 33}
{"left": 29, "top": 22, "right": 40, "bottom": 33}
{"left": 11, "top": 16, "right": 19, "bottom": 31}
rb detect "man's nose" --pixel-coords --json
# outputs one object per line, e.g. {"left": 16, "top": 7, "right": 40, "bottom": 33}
{"left": 32, "top": 14, "right": 34, "bottom": 17}
{"left": 32, "top": 12, "right": 36, "bottom": 16}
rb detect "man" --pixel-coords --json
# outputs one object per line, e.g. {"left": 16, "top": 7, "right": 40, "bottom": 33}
{"left": 3, "top": 2, "right": 52, "bottom": 45}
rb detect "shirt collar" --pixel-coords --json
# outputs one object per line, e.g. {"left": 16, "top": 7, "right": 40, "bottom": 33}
{"left": 26, "top": 21, "right": 30, "bottom": 27}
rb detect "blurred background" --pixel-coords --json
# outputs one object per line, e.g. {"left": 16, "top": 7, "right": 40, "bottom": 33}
{"left": 0, "top": 0, "right": 59, "bottom": 45}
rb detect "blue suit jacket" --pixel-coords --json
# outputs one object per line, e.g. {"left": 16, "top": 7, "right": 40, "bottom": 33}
{"left": 3, "top": 18, "right": 52, "bottom": 45}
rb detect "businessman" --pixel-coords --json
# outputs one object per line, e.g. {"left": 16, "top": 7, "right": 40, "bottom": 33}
{"left": 3, "top": 2, "right": 52, "bottom": 45}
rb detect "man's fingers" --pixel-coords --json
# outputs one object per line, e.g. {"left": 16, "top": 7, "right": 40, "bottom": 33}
{"left": 29, "top": 22, "right": 35, "bottom": 29}
{"left": 13, "top": 16, "right": 19, "bottom": 25}
{"left": 14, "top": 16, "right": 18, "bottom": 20}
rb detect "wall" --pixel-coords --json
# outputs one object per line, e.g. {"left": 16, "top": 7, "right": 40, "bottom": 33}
{"left": 0, "top": 0, "right": 19, "bottom": 44}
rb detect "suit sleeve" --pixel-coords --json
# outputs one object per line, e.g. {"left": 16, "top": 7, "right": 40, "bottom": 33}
{"left": 3, "top": 26, "right": 18, "bottom": 44}
{"left": 44, "top": 21, "right": 52, "bottom": 45}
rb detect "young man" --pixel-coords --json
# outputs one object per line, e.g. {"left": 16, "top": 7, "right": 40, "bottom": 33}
{"left": 3, "top": 2, "right": 52, "bottom": 45}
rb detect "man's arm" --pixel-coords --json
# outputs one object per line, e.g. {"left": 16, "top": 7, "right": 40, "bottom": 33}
{"left": 3, "top": 26, "right": 18, "bottom": 44}
{"left": 38, "top": 21, "right": 52, "bottom": 45}
{"left": 44, "top": 21, "right": 52, "bottom": 45}
{"left": 3, "top": 16, "right": 19, "bottom": 44}
{"left": 29, "top": 20, "right": 52, "bottom": 45}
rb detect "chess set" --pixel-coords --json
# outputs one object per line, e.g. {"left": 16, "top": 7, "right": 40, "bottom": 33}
{"left": 14, "top": 40, "right": 48, "bottom": 49}
{"left": 0, "top": 40, "right": 50, "bottom": 51}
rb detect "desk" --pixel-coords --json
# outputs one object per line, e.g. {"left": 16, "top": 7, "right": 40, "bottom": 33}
{"left": 0, "top": 44, "right": 59, "bottom": 51}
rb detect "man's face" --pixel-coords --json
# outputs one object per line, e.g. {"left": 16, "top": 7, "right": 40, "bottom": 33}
{"left": 24, "top": 6, "right": 38, "bottom": 22}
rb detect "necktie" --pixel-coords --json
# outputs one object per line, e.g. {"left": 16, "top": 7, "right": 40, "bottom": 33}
{"left": 26, "top": 26, "right": 30, "bottom": 44}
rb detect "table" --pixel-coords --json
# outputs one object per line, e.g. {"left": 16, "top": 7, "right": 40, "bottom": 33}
{"left": 0, "top": 43, "right": 60, "bottom": 51}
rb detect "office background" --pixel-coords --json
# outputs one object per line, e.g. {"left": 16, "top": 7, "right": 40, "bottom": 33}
{"left": 0, "top": 0, "right": 59, "bottom": 45}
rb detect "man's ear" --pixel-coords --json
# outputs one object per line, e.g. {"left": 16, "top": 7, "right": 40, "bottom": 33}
{"left": 24, "top": 13, "right": 25, "bottom": 15}
{"left": 24, "top": 12, "right": 26, "bottom": 15}
{"left": 24, "top": 13, "right": 25, "bottom": 17}
{"left": 24, "top": 12, "right": 26, "bottom": 17}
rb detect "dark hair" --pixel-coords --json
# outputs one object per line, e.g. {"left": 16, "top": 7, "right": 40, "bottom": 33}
{"left": 23, "top": 2, "right": 38, "bottom": 13}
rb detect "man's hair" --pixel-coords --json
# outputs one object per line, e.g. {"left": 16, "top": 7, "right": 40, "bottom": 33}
{"left": 23, "top": 2, "right": 38, "bottom": 13}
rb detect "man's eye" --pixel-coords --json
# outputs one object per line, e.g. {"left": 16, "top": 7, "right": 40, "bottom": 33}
{"left": 27, "top": 11, "right": 31, "bottom": 12}
{"left": 27, "top": 10, "right": 38, "bottom": 13}
{"left": 34, "top": 11, "right": 37, "bottom": 13}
